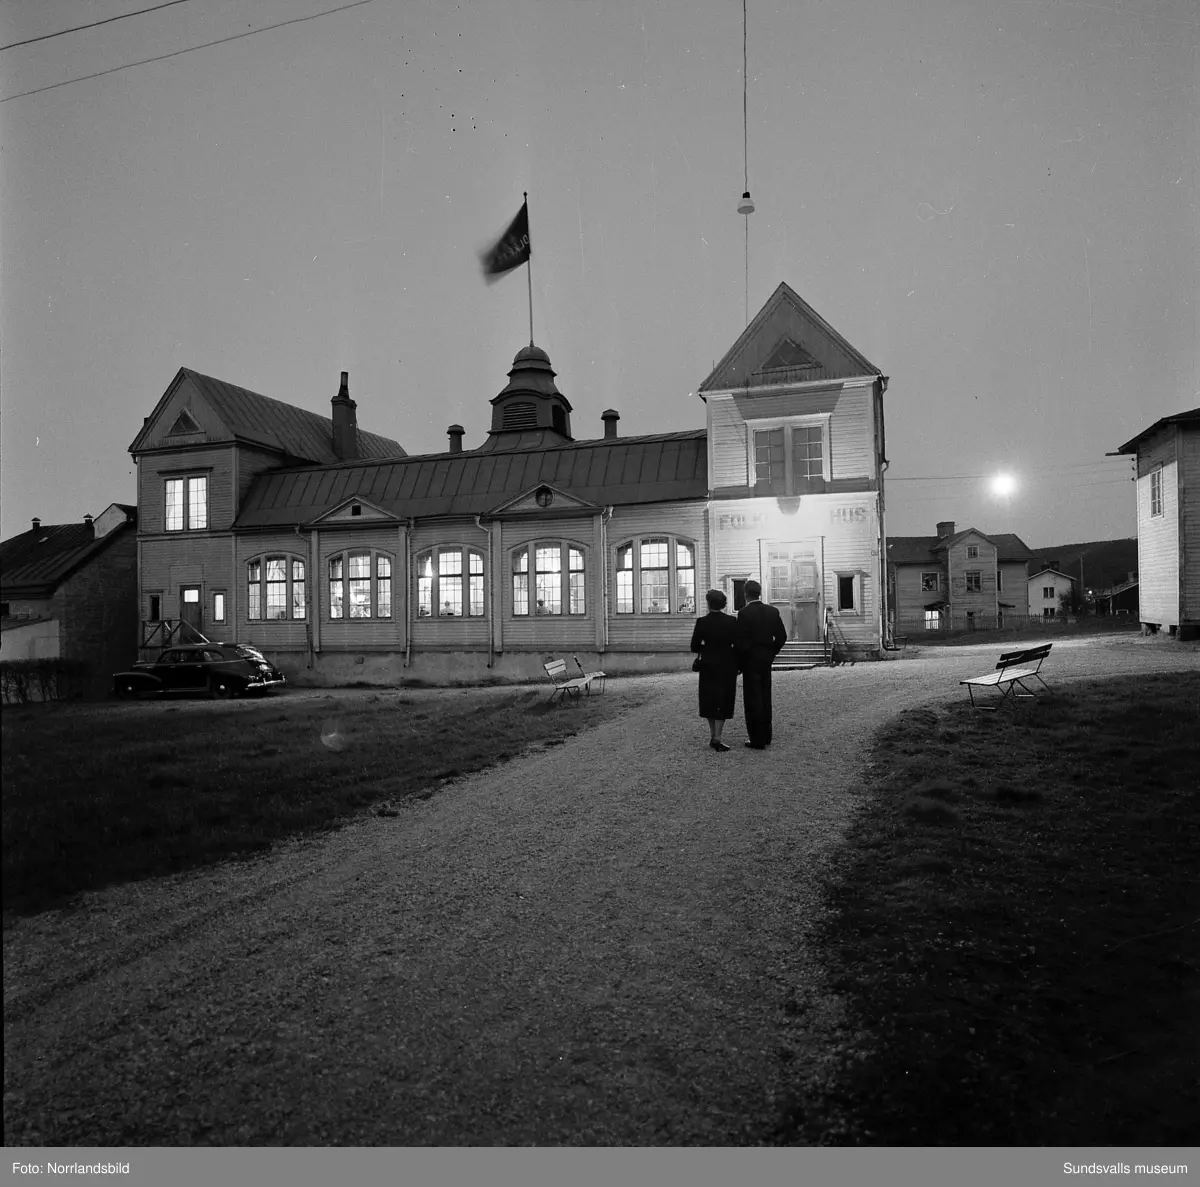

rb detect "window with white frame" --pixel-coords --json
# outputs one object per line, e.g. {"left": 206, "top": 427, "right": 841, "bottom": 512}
{"left": 748, "top": 419, "right": 828, "bottom": 495}
{"left": 1150, "top": 466, "right": 1163, "bottom": 517}
{"left": 920, "top": 572, "right": 940, "bottom": 592}
{"left": 511, "top": 542, "right": 587, "bottom": 616}
{"left": 965, "top": 570, "right": 982, "bottom": 592}
{"left": 835, "top": 572, "right": 861, "bottom": 613}
{"left": 328, "top": 551, "right": 392, "bottom": 619}
{"left": 247, "top": 555, "right": 306, "bottom": 621}
{"left": 164, "top": 475, "right": 208, "bottom": 531}
{"left": 924, "top": 609, "right": 942, "bottom": 630}
{"left": 614, "top": 537, "right": 696, "bottom": 615}
{"left": 213, "top": 591, "right": 226, "bottom": 624}
{"left": 415, "top": 546, "right": 486, "bottom": 617}
{"left": 966, "top": 545, "right": 979, "bottom": 560}
{"left": 1043, "top": 586, "right": 1055, "bottom": 600}
{"left": 996, "top": 569, "right": 1003, "bottom": 592}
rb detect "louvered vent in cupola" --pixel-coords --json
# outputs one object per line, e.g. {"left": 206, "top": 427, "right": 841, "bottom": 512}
{"left": 502, "top": 401, "right": 538, "bottom": 430}
{"left": 167, "top": 408, "right": 202, "bottom": 435}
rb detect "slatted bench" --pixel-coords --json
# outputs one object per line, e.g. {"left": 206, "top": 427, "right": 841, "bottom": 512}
{"left": 960, "top": 643, "right": 1053, "bottom": 710}
{"left": 543, "top": 656, "right": 606, "bottom": 702}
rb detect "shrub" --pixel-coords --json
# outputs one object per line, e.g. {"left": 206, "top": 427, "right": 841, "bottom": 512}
{"left": 0, "top": 658, "right": 89, "bottom": 704}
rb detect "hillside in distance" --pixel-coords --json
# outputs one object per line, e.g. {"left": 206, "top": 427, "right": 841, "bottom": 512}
{"left": 1026, "top": 538, "right": 1138, "bottom": 590}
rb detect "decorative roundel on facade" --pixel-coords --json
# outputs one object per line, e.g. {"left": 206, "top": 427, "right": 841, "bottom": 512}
{"left": 535, "top": 486, "right": 553, "bottom": 508}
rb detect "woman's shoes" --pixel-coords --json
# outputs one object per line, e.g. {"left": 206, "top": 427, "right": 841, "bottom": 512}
{"left": 709, "top": 740, "right": 731, "bottom": 752}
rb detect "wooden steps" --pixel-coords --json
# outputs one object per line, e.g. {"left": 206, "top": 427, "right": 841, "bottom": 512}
{"left": 773, "top": 641, "right": 830, "bottom": 670}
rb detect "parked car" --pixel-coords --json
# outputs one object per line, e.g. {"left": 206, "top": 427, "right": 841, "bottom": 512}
{"left": 113, "top": 643, "right": 285, "bottom": 699}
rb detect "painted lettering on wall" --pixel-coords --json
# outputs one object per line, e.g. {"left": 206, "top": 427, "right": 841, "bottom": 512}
{"left": 717, "top": 512, "right": 769, "bottom": 532}
{"left": 829, "top": 506, "right": 868, "bottom": 524}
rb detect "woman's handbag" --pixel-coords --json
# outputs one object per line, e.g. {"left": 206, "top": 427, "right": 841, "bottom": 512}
{"left": 692, "top": 654, "right": 704, "bottom": 672}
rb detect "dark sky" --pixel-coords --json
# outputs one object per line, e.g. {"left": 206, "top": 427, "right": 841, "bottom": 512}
{"left": 2, "top": 0, "right": 1196, "bottom": 545}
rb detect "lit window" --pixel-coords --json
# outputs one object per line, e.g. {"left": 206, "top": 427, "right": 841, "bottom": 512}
{"left": 965, "top": 571, "right": 982, "bottom": 592}
{"left": 327, "top": 551, "right": 392, "bottom": 620}
{"left": 924, "top": 609, "right": 941, "bottom": 630}
{"left": 247, "top": 555, "right": 305, "bottom": 621}
{"left": 416, "top": 548, "right": 485, "bottom": 618}
{"left": 377, "top": 555, "right": 392, "bottom": 619}
{"left": 640, "top": 538, "right": 669, "bottom": 614}
{"left": 164, "top": 475, "right": 207, "bottom": 531}
{"left": 348, "top": 553, "right": 372, "bottom": 619}
{"left": 614, "top": 536, "right": 699, "bottom": 614}
{"left": 213, "top": 592, "right": 226, "bottom": 623}
{"left": 511, "top": 543, "right": 586, "bottom": 616}
{"left": 329, "top": 555, "right": 344, "bottom": 619}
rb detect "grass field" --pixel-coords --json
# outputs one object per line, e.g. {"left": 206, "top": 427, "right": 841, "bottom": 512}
{"left": 1, "top": 686, "right": 638, "bottom": 917}
{"left": 776, "top": 670, "right": 1200, "bottom": 1146}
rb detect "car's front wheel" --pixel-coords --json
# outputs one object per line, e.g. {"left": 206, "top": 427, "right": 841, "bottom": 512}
{"left": 208, "top": 677, "right": 236, "bottom": 700}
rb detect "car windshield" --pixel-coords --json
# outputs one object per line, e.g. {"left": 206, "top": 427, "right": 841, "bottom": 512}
{"left": 235, "top": 646, "right": 265, "bottom": 661}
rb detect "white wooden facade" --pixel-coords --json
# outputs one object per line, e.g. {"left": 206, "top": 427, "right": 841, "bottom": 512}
{"left": 1116, "top": 408, "right": 1200, "bottom": 636}
{"left": 1027, "top": 569, "right": 1074, "bottom": 618}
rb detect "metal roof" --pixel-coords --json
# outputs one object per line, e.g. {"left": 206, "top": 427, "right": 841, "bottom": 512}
{"left": 1, "top": 517, "right": 134, "bottom": 598}
{"left": 1114, "top": 406, "right": 1200, "bottom": 455}
{"left": 887, "top": 532, "right": 1033, "bottom": 565}
{"left": 129, "top": 369, "right": 404, "bottom": 462}
{"left": 235, "top": 430, "right": 708, "bottom": 527}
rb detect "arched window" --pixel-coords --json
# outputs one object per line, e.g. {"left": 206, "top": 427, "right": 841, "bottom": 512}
{"left": 415, "top": 546, "right": 486, "bottom": 617}
{"left": 246, "top": 555, "right": 306, "bottom": 621}
{"left": 328, "top": 550, "right": 392, "bottom": 620}
{"left": 615, "top": 536, "right": 696, "bottom": 615}
{"left": 512, "top": 541, "right": 586, "bottom": 616}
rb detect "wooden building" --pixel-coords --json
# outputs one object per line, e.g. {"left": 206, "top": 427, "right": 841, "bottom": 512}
{"left": 1027, "top": 568, "right": 1075, "bottom": 618}
{"left": 130, "top": 283, "right": 889, "bottom": 684}
{"left": 1113, "top": 407, "right": 1200, "bottom": 638}
{"left": 888, "top": 522, "right": 1033, "bottom": 633}
{"left": 1, "top": 503, "right": 138, "bottom": 696}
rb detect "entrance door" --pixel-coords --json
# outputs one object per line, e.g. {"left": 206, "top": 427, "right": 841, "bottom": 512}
{"left": 180, "top": 586, "right": 203, "bottom": 640}
{"left": 764, "top": 544, "right": 821, "bottom": 641}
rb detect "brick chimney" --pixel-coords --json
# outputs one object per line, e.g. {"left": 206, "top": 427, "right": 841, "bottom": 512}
{"left": 31, "top": 517, "right": 41, "bottom": 532}
{"left": 447, "top": 424, "right": 465, "bottom": 453}
{"left": 936, "top": 521, "right": 955, "bottom": 539}
{"left": 84, "top": 513, "right": 94, "bottom": 535}
{"left": 331, "top": 371, "right": 359, "bottom": 460}
{"left": 601, "top": 409, "right": 620, "bottom": 439}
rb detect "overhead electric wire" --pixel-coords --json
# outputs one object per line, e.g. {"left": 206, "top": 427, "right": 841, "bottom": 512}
{"left": 1, "top": 0, "right": 378, "bottom": 103}
{"left": 1, "top": 1, "right": 192, "bottom": 53}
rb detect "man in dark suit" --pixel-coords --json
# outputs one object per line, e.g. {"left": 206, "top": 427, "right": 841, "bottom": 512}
{"left": 736, "top": 579, "right": 788, "bottom": 749}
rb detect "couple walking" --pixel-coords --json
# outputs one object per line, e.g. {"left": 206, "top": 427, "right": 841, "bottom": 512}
{"left": 689, "top": 581, "right": 787, "bottom": 752}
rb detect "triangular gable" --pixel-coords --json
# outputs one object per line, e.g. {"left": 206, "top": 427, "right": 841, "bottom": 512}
{"left": 488, "top": 483, "right": 601, "bottom": 517}
{"left": 698, "top": 282, "right": 881, "bottom": 393}
{"left": 309, "top": 496, "right": 397, "bottom": 526}
{"left": 129, "top": 369, "right": 236, "bottom": 453}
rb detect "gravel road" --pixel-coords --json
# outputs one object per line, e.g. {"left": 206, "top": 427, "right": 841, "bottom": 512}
{"left": 4, "top": 634, "right": 1196, "bottom": 1146}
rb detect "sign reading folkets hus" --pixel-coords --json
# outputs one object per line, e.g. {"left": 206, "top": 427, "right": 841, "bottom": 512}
{"left": 717, "top": 504, "right": 872, "bottom": 531}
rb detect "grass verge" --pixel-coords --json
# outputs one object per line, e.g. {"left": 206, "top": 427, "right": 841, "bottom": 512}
{"left": 2, "top": 686, "right": 640, "bottom": 918}
{"left": 774, "top": 671, "right": 1199, "bottom": 1145}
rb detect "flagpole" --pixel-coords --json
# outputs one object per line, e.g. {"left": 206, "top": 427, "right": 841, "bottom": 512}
{"left": 524, "top": 191, "right": 534, "bottom": 346}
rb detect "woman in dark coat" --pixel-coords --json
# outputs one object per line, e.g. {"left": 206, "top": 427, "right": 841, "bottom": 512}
{"left": 690, "top": 588, "right": 740, "bottom": 751}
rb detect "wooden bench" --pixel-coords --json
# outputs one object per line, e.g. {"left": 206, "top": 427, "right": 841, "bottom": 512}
{"left": 543, "top": 655, "right": 606, "bottom": 702}
{"left": 960, "top": 643, "right": 1053, "bottom": 709}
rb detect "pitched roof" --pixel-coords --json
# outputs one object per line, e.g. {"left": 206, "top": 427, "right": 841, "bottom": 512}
{"left": 235, "top": 430, "right": 708, "bottom": 527}
{"left": 887, "top": 532, "right": 1033, "bottom": 565}
{"left": 698, "top": 282, "right": 882, "bottom": 393}
{"left": 1, "top": 517, "right": 134, "bottom": 598}
{"left": 1115, "top": 406, "right": 1200, "bottom": 454}
{"left": 129, "top": 368, "right": 404, "bottom": 462}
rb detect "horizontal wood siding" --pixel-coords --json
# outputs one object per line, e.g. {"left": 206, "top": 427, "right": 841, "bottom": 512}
{"left": 235, "top": 445, "right": 289, "bottom": 509}
{"left": 607, "top": 502, "right": 710, "bottom": 651}
{"left": 998, "top": 562, "right": 1029, "bottom": 616}
{"left": 946, "top": 535, "right": 998, "bottom": 615}
{"left": 709, "top": 396, "right": 748, "bottom": 489}
{"left": 236, "top": 534, "right": 309, "bottom": 651}
{"left": 1137, "top": 437, "right": 1179, "bottom": 625}
{"left": 823, "top": 520, "right": 879, "bottom": 644}
{"left": 409, "top": 518, "right": 492, "bottom": 648}
{"left": 138, "top": 448, "right": 235, "bottom": 533}
{"left": 318, "top": 526, "right": 405, "bottom": 650}
{"left": 139, "top": 534, "right": 233, "bottom": 635}
{"left": 892, "top": 563, "right": 941, "bottom": 624}
{"left": 500, "top": 516, "right": 598, "bottom": 650}
{"left": 1181, "top": 428, "right": 1200, "bottom": 619}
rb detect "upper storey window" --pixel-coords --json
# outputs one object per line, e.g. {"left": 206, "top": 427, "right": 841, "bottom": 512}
{"left": 749, "top": 419, "right": 827, "bottom": 495}
{"left": 165, "top": 476, "right": 207, "bottom": 531}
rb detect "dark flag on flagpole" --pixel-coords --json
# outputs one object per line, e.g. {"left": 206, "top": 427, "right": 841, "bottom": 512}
{"left": 480, "top": 200, "right": 530, "bottom": 282}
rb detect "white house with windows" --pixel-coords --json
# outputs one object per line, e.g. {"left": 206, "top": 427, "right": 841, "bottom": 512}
{"left": 1113, "top": 407, "right": 1200, "bottom": 638}
{"left": 1027, "top": 568, "right": 1074, "bottom": 618}
{"left": 129, "top": 282, "right": 888, "bottom": 684}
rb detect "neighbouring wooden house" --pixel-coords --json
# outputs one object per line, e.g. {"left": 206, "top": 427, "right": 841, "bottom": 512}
{"left": 1112, "top": 407, "right": 1200, "bottom": 639}
{"left": 130, "top": 282, "right": 889, "bottom": 685}
{"left": 888, "top": 522, "right": 1033, "bottom": 633}
{"left": 1027, "top": 567, "right": 1075, "bottom": 618}
{"left": 0, "top": 503, "right": 138, "bottom": 695}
